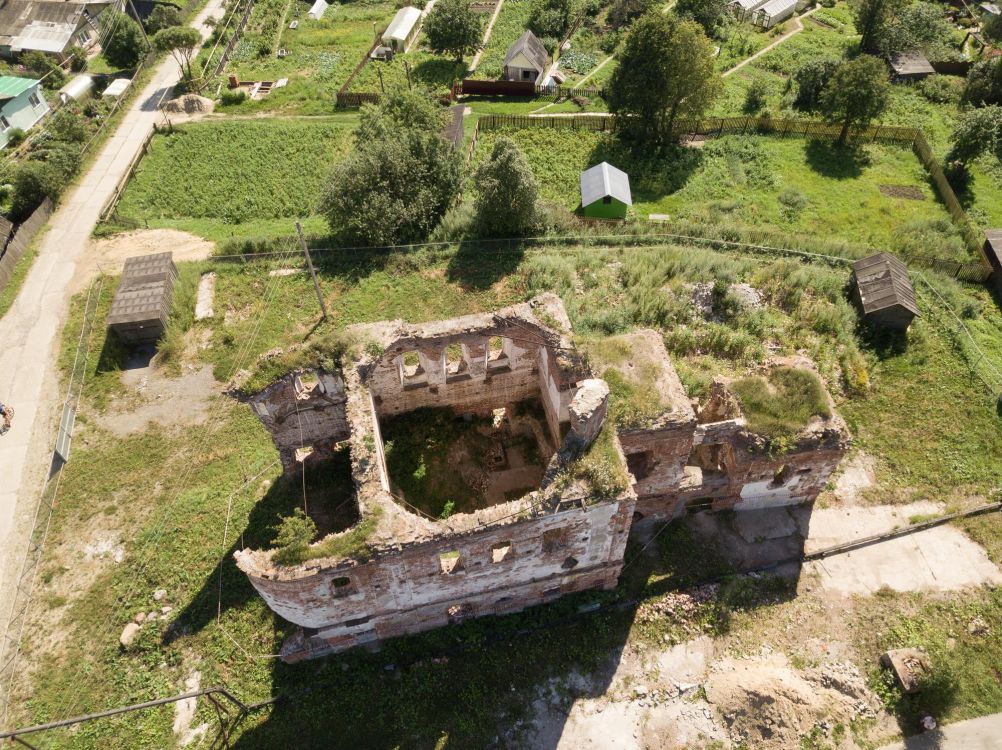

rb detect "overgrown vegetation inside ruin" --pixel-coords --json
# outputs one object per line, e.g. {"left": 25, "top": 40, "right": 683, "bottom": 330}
{"left": 729, "top": 366, "right": 832, "bottom": 440}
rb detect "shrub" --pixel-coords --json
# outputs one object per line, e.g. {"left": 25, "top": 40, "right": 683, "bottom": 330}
{"left": 792, "top": 57, "right": 840, "bottom": 111}
{"left": 473, "top": 137, "right": 541, "bottom": 237}
{"left": 102, "top": 9, "right": 148, "bottom": 69}
{"left": 219, "top": 87, "right": 247, "bottom": 105}
{"left": 145, "top": 4, "right": 182, "bottom": 35}
{"left": 66, "top": 45, "right": 88, "bottom": 72}
{"left": 743, "top": 79, "right": 769, "bottom": 114}
{"left": 271, "top": 509, "right": 318, "bottom": 566}
{"left": 4, "top": 128, "right": 26, "bottom": 149}
{"left": 10, "top": 161, "right": 62, "bottom": 220}
{"left": 917, "top": 74, "right": 962, "bottom": 104}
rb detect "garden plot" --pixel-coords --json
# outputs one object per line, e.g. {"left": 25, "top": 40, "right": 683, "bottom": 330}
{"left": 349, "top": 30, "right": 467, "bottom": 95}
{"left": 471, "top": 0, "right": 534, "bottom": 78}
{"left": 114, "top": 119, "right": 354, "bottom": 241}
{"left": 473, "top": 125, "right": 967, "bottom": 258}
{"left": 219, "top": 0, "right": 400, "bottom": 113}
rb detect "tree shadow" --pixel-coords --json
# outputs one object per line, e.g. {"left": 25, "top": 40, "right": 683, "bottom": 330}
{"left": 446, "top": 239, "right": 526, "bottom": 290}
{"left": 586, "top": 138, "right": 705, "bottom": 206}
{"left": 222, "top": 511, "right": 804, "bottom": 748}
{"left": 804, "top": 139, "right": 867, "bottom": 180}
{"left": 164, "top": 451, "right": 358, "bottom": 646}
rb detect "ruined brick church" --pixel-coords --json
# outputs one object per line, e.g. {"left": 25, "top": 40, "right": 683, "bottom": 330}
{"left": 235, "top": 295, "right": 849, "bottom": 662}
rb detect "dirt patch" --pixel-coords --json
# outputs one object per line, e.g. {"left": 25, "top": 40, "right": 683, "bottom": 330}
{"left": 73, "top": 230, "right": 215, "bottom": 293}
{"left": 707, "top": 653, "right": 878, "bottom": 749}
{"left": 98, "top": 364, "right": 220, "bottom": 438}
{"left": 879, "top": 185, "right": 925, "bottom": 201}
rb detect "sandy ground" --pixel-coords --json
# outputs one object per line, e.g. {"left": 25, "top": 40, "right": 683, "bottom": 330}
{"left": 71, "top": 229, "right": 215, "bottom": 294}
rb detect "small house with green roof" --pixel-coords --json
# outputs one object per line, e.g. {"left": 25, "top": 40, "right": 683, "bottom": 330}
{"left": 0, "top": 77, "right": 48, "bottom": 149}
{"left": 580, "top": 162, "right": 632, "bottom": 220}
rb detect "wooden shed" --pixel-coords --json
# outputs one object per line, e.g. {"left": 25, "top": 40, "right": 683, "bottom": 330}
{"left": 503, "top": 30, "right": 548, "bottom": 84}
{"left": 107, "top": 252, "right": 178, "bottom": 345}
{"left": 851, "top": 253, "right": 920, "bottom": 330}
{"left": 888, "top": 51, "right": 935, "bottom": 81}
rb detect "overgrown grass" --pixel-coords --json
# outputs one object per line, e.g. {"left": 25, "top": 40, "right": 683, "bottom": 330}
{"left": 0, "top": 244, "right": 38, "bottom": 319}
{"left": 473, "top": 127, "right": 969, "bottom": 259}
{"left": 729, "top": 366, "right": 831, "bottom": 439}
{"left": 114, "top": 119, "right": 353, "bottom": 240}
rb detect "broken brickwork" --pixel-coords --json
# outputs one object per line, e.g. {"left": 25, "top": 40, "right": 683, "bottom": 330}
{"left": 236, "top": 300, "right": 849, "bottom": 662}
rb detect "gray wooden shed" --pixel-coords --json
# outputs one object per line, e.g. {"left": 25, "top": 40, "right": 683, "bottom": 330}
{"left": 107, "top": 252, "right": 178, "bottom": 345}
{"left": 851, "top": 252, "right": 920, "bottom": 330}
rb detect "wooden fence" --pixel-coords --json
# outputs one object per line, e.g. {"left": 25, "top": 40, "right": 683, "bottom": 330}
{"left": 0, "top": 199, "right": 53, "bottom": 292}
{"left": 213, "top": 0, "right": 256, "bottom": 76}
{"left": 456, "top": 80, "right": 603, "bottom": 99}
{"left": 98, "top": 127, "right": 156, "bottom": 223}
{"left": 475, "top": 114, "right": 993, "bottom": 274}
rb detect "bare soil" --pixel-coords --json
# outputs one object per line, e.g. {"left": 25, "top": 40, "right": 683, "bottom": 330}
{"left": 72, "top": 230, "right": 215, "bottom": 293}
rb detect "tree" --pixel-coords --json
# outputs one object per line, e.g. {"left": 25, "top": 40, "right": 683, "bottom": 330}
{"left": 529, "top": 0, "right": 577, "bottom": 39}
{"left": 424, "top": 0, "right": 482, "bottom": 62}
{"left": 20, "top": 51, "right": 66, "bottom": 89}
{"left": 607, "top": 13, "right": 720, "bottom": 147}
{"left": 473, "top": 138, "right": 541, "bottom": 236}
{"left": 102, "top": 10, "right": 148, "bottom": 69}
{"left": 983, "top": 12, "right": 1002, "bottom": 45}
{"left": 850, "top": 0, "right": 905, "bottom": 53}
{"left": 879, "top": 1, "right": 951, "bottom": 57}
{"left": 792, "top": 57, "right": 841, "bottom": 110}
{"left": 675, "top": 0, "right": 730, "bottom": 36}
{"left": 356, "top": 87, "right": 447, "bottom": 141}
{"left": 962, "top": 57, "right": 1002, "bottom": 107}
{"left": 321, "top": 91, "right": 461, "bottom": 245}
{"left": 946, "top": 105, "right": 1002, "bottom": 164}
{"left": 146, "top": 4, "right": 182, "bottom": 35}
{"left": 153, "top": 26, "right": 201, "bottom": 84}
{"left": 820, "top": 55, "right": 890, "bottom": 145}
{"left": 10, "top": 161, "right": 62, "bottom": 221}
{"left": 607, "top": 0, "right": 658, "bottom": 28}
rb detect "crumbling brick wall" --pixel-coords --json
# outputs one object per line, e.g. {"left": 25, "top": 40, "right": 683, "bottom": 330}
{"left": 248, "top": 370, "right": 349, "bottom": 474}
{"left": 243, "top": 496, "right": 634, "bottom": 662}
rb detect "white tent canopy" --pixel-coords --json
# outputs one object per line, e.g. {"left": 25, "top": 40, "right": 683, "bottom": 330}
{"left": 382, "top": 6, "right": 421, "bottom": 45}
{"left": 307, "top": 0, "right": 328, "bottom": 20}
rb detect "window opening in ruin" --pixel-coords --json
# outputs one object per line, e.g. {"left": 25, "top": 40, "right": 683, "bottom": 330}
{"left": 632, "top": 511, "right": 645, "bottom": 522}
{"left": 488, "top": 336, "right": 507, "bottom": 361}
{"left": 295, "top": 371, "right": 320, "bottom": 396}
{"left": 770, "top": 465, "right": 793, "bottom": 488}
{"left": 331, "top": 576, "right": 354, "bottom": 597}
{"left": 542, "top": 528, "right": 569, "bottom": 554}
{"left": 447, "top": 603, "right": 474, "bottom": 623}
{"left": 491, "top": 541, "right": 513, "bottom": 563}
{"left": 401, "top": 351, "right": 422, "bottom": 378}
{"left": 685, "top": 496, "right": 714, "bottom": 512}
{"left": 562, "top": 556, "right": 579, "bottom": 570}
{"left": 345, "top": 616, "right": 370, "bottom": 627}
{"left": 687, "top": 443, "right": 727, "bottom": 479}
{"left": 439, "top": 550, "right": 463, "bottom": 574}
{"left": 626, "top": 451, "right": 654, "bottom": 481}
{"left": 445, "top": 343, "right": 468, "bottom": 377}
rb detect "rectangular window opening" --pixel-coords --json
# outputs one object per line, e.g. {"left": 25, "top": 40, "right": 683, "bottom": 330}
{"left": 491, "top": 541, "right": 513, "bottom": 563}
{"left": 439, "top": 550, "right": 463, "bottom": 575}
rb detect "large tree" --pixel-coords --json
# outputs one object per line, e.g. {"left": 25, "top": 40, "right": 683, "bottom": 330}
{"left": 146, "top": 4, "right": 182, "bottom": 35}
{"left": 321, "top": 90, "right": 460, "bottom": 245}
{"left": 424, "top": 0, "right": 483, "bottom": 62}
{"left": 820, "top": 55, "right": 890, "bottom": 145}
{"left": 850, "top": 0, "right": 905, "bottom": 53}
{"left": 946, "top": 105, "right": 1002, "bottom": 164}
{"left": 607, "top": 13, "right": 720, "bottom": 147}
{"left": 473, "top": 138, "right": 541, "bottom": 237}
{"left": 675, "top": 0, "right": 730, "bottom": 36}
{"left": 101, "top": 9, "right": 148, "bottom": 69}
{"left": 529, "top": 0, "right": 578, "bottom": 39}
{"left": 962, "top": 57, "right": 1002, "bottom": 107}
{"left": 879, "top": 1, "right": 951, "bottom": 57}
{"left": 153, "top": 26, "right": 201, "bottom": 84}
{"left": 792, "top": 57, "right": 841, "bottom": 110}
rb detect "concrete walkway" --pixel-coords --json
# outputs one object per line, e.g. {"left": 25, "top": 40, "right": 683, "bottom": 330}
{"left": 877, "top": 712, "right": 1002, "bottom": 750}
{"left": 0, "top": 0, "right": 226, "bottom": 620}
{"left": 722, "top": 8, "right": 819, "bottom": 79}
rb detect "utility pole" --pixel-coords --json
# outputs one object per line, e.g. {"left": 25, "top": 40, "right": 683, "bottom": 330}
{"left": 296, "top": 221, "right": 328, "bottom": 322}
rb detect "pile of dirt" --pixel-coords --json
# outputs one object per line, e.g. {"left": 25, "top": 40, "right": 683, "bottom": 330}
{"left": 163, "top": 94, "right": 215, "bottom": 114}
{"left": 707, "top": 654, "right": 878, "bottom": 749}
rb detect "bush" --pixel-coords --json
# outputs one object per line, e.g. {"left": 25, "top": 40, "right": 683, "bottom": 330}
{"left": 145, "top": 4, "right": 182, "bottom": 35}
{"left": 102, "top": 10, "right": 147, "bottom": 69}
{"left": 271, "top": 509, "right": 318, "bottom": 566}
{"left": 10, "top": 161, "right": 61, "bottom": 220}
{"left": 4, "top": 128, "right": 26, "bottom": 149}
{"left": 743, "top": 79, "right": 769, "bottom": 114}
{"left": 219, "top": 87, "right": 247, "bottom": 105}
{"left": 918, "top": 74, "right": 962, "bottom": 104}
{"left": 66, "top": 45, "right": 88, "bottom": 72}
{"left": 792, "top": 57, "right": 840, "bottom": 110}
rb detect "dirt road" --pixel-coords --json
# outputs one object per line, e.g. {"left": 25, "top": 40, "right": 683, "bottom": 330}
{"left": 0, "top": 0, "right": 226, "bottom": 638}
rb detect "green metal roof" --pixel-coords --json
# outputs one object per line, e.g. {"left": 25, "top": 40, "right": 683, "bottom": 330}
{"left": 0, "top": 76, "right": 41, "bottom": 102}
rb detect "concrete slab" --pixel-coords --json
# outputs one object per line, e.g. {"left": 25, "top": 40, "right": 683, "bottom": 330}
{"left": 805, "top": 503, "right": 1002, "bottom": 594}
{"left": 876, "top": 711, "right": 1002, "bottom": 750}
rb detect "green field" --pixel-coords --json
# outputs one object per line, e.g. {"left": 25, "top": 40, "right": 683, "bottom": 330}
{"left": 114, "top": 119, "right": 354, "bottom": 240}
{"left": 349, "top": 34, "right": 467, "bottom": 95}
{"left": 472, "top": 125, "right": 969, "bottom": 259}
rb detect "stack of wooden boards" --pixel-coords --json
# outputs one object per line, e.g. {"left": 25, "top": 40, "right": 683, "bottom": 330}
{"left": 106, "top": 252, "right": 178, "bottom": 345}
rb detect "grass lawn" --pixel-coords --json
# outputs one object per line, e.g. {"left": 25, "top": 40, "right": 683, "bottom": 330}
{"left": 472, "top": 125, "right": 968, "bottom": 259}
{"left": 216, "top": 0, "right": 398, "bottom": 114}
{"left": 113, "top": 118, "right": 354, "bottom": 241}
{"left": 472, "top": 0, "right": 533, "bottom": 79}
